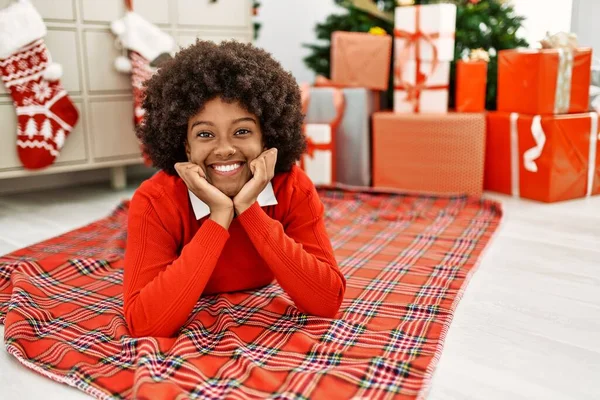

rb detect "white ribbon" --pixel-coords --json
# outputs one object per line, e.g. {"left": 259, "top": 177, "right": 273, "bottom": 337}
{"left": 554, "top": 48, "right": 574, "bottom": 114}
{"left": 523, "top": 115, "right": 546, "bottom": 173}
{"left": 510, "top": 112, "right": 520, "bottom": 197}
{"left": 517, "top": 112, "right": 598, "bottom": 198}
{"left": 586, "top": 112, "right": 599, "bottom": 197}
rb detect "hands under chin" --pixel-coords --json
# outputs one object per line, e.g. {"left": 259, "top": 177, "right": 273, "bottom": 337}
{"left": 233, "top": 148, "right": 278, "bottom": 215}
{"left": 174, "top": 162, "right": 234, "bottom": 229}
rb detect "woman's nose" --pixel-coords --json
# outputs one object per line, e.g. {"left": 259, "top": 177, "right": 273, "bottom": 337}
{"left": 214, "top": 138, "right": 236, "bottom": 158}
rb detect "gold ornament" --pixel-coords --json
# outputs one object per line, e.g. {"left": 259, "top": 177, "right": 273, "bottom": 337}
{"left": 369, "top": 26, "right": 387, "bottom": 36}
{"left": 469, "top": 48, "right": 490, "bottom": 62}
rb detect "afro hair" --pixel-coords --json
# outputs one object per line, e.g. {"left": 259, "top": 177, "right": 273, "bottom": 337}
{"left": 138, "top": 39, "right": 306, "bottom": 176}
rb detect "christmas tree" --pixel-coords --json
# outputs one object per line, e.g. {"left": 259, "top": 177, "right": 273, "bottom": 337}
{"left": 303, "top": 0, "right": 529, "bottom": 110}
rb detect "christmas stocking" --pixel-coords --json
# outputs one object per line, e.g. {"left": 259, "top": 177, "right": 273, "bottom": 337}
{"left": 111, "top": 11, "right": 174, "bottom": 165}
{"left": 0, "top": 0, "right": 79, "bottom": 170}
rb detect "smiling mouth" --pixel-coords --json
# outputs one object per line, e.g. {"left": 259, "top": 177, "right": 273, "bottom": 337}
{"left": 209, "top": 162, "right": 245, "bottom": 176}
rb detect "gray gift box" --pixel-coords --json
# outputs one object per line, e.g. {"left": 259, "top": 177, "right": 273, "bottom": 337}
{"left": 304, "top": 88, "right": 380, "bottom": 187}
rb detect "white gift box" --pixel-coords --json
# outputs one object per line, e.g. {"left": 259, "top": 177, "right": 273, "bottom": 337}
{"left": 301, "top": 123, "right": 334, "bottom": 186}
{"left": 394, "top": 59, "right": 450, "bottom": 113}
{"left": 393, "top": 4, "right": 456, "bottom": 114}
{"left": 394, "top": 4, "right": 457, "bottom": 61}
{"left": 394, "top": 89, "right": 448, "bottom": 114}
{"left": 394, "top": 60, "right": 450, "bottom": 87}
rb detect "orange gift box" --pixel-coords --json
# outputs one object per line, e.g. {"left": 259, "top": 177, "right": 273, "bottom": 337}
{"left": 372, "top": 112, "right": 486, "bottom": 195}
{"left": 456, "top": 60, "right": 487, "bottom": 112}
{"left": 497, "top": 48, "right": 592, "bottom": 115}
{"left": 485, "top": 112, "right": 600, "bottom": 202}
{"left": 330, "top": 31, "right": 392, "bottom": 91}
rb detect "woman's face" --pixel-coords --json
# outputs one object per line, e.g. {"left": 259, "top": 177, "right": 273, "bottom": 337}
{"left": 185, "top": 97, "right": 264, "bottom": 197}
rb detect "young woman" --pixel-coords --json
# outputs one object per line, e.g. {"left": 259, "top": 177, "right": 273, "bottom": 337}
{"left": 123, "top": 40, "right": 346, "bottom": 338}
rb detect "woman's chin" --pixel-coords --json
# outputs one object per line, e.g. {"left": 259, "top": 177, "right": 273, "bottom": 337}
{"left": 216, "top": 183, "right": 243, "bottom": 198}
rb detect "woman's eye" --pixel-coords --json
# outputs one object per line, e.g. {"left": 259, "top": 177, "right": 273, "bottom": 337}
{"left": 235, "top": 129, "right": 250, "bottom": 136}
{"left": 196, "top": 131, "right": 213, "bottom": 138}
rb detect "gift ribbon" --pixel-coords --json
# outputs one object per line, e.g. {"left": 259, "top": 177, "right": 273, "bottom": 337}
{"left": 512, "top": 112, "right": 599, "bottom": 198}
{"left": 510, "top": 112, "right": 520, "bottom": 197}
{"left": 305, "top": 136, "right": 334, "bottom": 159}
{"left": 523, "top": 115, "right": 546, "bottom": 173}
{"left": 393, "top": 5, "right": 453, "bottom": 112}
{"left": 314, "top": 75, "right": 346, "bottom": 88}
{"left": 554, "top": 48, "right": 574, "bottom": 114}
{"left": 586, "top": 112, "right": 598, "bottom": 197}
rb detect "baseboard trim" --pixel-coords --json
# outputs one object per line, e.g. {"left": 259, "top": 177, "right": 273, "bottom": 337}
{"left": 0, "top": 165, "right": 157, "bottom": 195}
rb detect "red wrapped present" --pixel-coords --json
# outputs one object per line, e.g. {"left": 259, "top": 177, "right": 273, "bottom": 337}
{"left": 455, "top": 49, "right": 489, "bottom": 113}
{"left": 485, "top": 112, "right": 600, "bottom": 202}
{"left": 497, "top": 48, "right": 592, "bottom": 115}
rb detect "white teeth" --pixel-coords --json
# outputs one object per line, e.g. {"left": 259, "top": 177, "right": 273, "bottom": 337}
{"left": 213, "top": 163, "right": 240, "bottom": 172}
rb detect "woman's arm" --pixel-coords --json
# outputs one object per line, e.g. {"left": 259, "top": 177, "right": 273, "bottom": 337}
{"left": 123, "top": 191, "right": 229, "bottom": 337}
{"left": 236, "top": 172, "right": 346, "bottom": 318}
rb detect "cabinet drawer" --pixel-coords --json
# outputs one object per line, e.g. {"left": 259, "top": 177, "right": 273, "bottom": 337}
{"left": 0, "top": 101, "right": 87, "bottom": 170}
{"left": 46, "top": 29, "right": 81, "bottom": 94}
{"left": 0, "top": 30, "right": 80, "bottom": 97}
{"left": 30, "top": 0, "right": 75, "bottom": 21}
{"left": 89, "top": 99, "right": 141, "bottom": 159}
{"left": 0, "top": 0, "right": 74, "bottom": 21}
{"left": 84, "top": 31, "right": 130, "bottom": 92}
{"left": 177, "top": 0, "right": 250, "bottom": 29}
{"left": 81, "top": 0, "right": 169, "bottom": 25}
{"left": 177, "top": 31, "right": 251, "bottom": 50}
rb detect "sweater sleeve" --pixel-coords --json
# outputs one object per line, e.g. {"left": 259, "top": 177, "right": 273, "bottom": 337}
{"left": 123, "top": 190, "right": 229, "bottom": 337}
{"left": 236, "top": 172, "right": 346, "bottom": 318}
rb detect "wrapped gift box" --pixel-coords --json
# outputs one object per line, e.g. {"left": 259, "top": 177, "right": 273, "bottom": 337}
{"left": 394, "top": 4, "right": 456, "bottom": 61}
{"left": 497, "top": 48, "right": 592, "bottom": 115}
{"left": 305, "top": 87, "right": 380, "bottom": 187}
{"left": 372, "top": 112, "right": 486, "bottom": 195}
{"left": 330, "top": 31, "right": 392, "bottom": 91}
{"left": 299, "top": 88, "right": 345, "bottom": 185}
{"left": 393, "top": 4, "right": 457, "bottom": 113}
{"left": 394, "top": 60, "right": 450, "bottom": 113}
{"left": 456, "top": 60, "right": 487, "bottom": 112}
{"left": 485, "top": 112, "right": 600, "bottom": 202}
{"left": 301, "top": 124, "right": 335, "bottom": 186}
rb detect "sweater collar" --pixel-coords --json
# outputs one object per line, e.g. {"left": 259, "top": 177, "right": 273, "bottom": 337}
{"left": 188, "top": 182, "right": 278, "bottom": 220}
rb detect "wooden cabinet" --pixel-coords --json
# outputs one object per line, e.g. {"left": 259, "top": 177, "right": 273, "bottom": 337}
{"left": 0, "top": 0, "right": 253, "bottom": 187}
{"left": 177, "top": 0, "right": 250, "bottom": 28}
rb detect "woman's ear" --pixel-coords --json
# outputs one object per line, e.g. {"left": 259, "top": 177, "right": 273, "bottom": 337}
{"left": 184, "top": 140, "right": 191, "bottom": 161}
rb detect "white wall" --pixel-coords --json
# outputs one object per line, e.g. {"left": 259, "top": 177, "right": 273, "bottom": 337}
{"left": 511, "top": 0, "right": 573, "bottom": 48}
{"left": 571, "top": 0, "right": 600, "bottom": 58}
{"left": 255, "top": 0, "right": 342, "bottom": 85}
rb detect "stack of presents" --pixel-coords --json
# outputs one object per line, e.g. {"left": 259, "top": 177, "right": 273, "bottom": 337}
{"left": 299, "top": 3, "right": 599, "bottom": 203}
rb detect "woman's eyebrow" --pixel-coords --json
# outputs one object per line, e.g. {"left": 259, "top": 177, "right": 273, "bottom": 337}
{"left": 189, "top": 120, "right": 214, "bottom": 130}
{"left": 232, "top": 117, "right": 257, "bottom": 125}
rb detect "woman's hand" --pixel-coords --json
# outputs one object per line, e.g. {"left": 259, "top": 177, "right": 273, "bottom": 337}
{"left": 175, "top": 162, "right": 234, "bottom": 229}
{"left": 233, "top": 148, "right": 277, "bottom": 215}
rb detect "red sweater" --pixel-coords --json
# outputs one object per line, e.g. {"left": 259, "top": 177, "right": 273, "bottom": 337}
{"left": 123, "top": 165, "right": 346, "bottom": 337}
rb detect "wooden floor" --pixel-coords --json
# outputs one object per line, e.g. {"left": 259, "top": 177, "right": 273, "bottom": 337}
{"left": 0, "top": 182, "right": 599, "bottom": 399}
